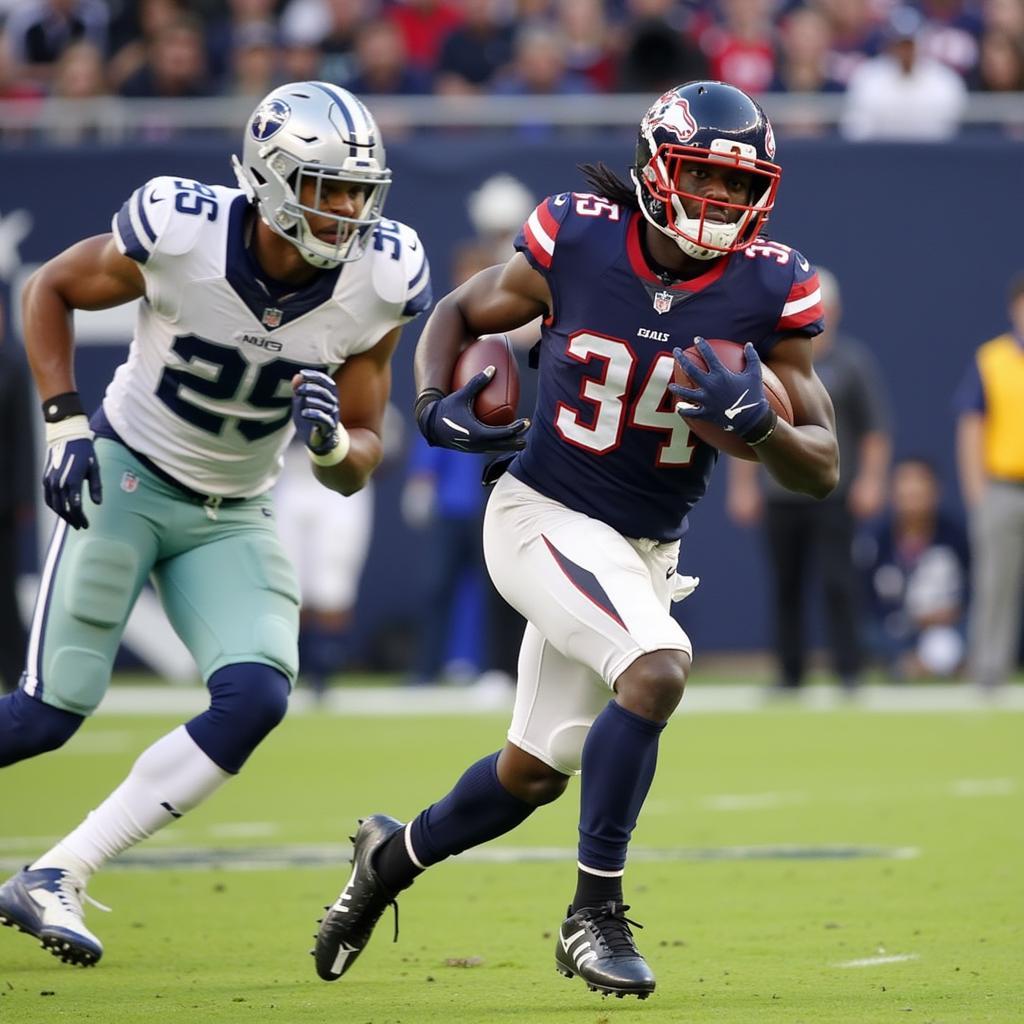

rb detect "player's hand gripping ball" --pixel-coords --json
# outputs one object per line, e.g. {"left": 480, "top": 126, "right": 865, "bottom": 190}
{"left": 450, "top": 333, "right": 520, "bottom": 426}
{"left": 670, "top": 337, "right": 794, "bottom": 461}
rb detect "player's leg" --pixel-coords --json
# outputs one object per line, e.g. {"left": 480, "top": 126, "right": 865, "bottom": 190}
{"left": 313, "top": 621, "right": 600, "bottom": 982}
{"left": 818, "top": 501, "right": 864, "bottom": 688}
{"left": 968, "top": 483, "right": 1024, "bottom": 688}
{"left": 763, "top": 501, "right": 810, "bottom": 688}
{"left": 0, "top": 442, "right": 161, "bottom": 964}
{"left": 49, "top": 508, "right": 299, "bottom": 875}
{"left": 487, "top": 475, "right": 692, "bottom": 997}
{"left": 9, "top": 498, "right": 297, "bottom": 967}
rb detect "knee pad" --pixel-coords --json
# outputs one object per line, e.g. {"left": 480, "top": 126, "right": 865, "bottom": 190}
{"left": 0, "top": 689, "right": 84, "bottom": 767}
{"left": 185, "top": 663, "right": 290, "bottom": 774}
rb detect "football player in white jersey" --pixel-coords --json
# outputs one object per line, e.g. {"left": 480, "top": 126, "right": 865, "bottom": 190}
{"left": 0, "top": 82, "right": 431, "bottom": 967}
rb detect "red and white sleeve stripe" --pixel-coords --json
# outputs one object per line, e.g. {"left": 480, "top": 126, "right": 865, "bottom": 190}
{"left": 776, "top": 272, "right": 824, "bottom": 331}
{"left": 522, "top": 198, "right": 562, "bottom": 270}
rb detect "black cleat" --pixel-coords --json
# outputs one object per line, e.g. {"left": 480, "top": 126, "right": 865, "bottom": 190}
{"left": 554, "top": 902, "right": 656, "bottom": 999}
{"left": 314, "top": 814, "right": 404, "bottom": 981}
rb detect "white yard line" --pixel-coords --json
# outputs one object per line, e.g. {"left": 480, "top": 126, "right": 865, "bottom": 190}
{"left": 835, "top": 953, "right": 919, "bottom": 968}
{"left": 90, "top": 683, "right": 1024, "bottom": 717}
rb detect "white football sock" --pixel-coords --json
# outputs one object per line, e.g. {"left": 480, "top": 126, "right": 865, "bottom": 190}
{"left": 32, "top": 726, "right": 230, "bottom": 879}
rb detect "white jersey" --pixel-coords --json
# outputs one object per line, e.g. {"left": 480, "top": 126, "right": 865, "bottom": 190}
{"left": 107, "top": 176, "right": 431, "bottom": 497}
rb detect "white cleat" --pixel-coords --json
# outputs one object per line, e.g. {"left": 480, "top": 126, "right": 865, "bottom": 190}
{"left": 0, "top": 866, "right": 106, "bottom": 966}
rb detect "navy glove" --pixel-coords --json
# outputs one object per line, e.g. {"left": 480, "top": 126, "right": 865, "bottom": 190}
{"left": 415, "top": 369, "right": 530, "bottom": 453}
{"left": 292, "top": 368, "right": 341, "bottom": 456}
{"left": 43, "top": 415, "right": 102, "bottom": 530}
{"left": 668, "top": 337, "right": 775, "bottom": 441}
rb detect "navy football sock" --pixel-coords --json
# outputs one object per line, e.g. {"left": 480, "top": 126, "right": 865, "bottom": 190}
{"left": 0, "top": 688, "right": 83, "bottom": 767}
{"left": 375, "top": 752, "right": 535, "bottom": 892}
{"left": 573, "top": 700, "right": 665, "bottom": 911}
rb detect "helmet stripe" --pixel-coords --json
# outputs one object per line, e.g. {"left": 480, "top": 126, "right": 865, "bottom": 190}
{"left": 309, "top": 81, "right": 362, "bottom": 155}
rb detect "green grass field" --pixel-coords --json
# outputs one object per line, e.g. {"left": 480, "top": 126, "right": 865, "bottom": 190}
{"left": 1, "top": 693, "right": 1022, "bottom": 1023}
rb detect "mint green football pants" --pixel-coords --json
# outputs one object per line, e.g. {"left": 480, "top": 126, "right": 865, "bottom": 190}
{"left": 23, "top": 439, "right": 300, "bottom": 715}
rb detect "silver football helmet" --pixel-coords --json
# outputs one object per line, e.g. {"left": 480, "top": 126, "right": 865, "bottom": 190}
{"left": 232, "top": 82, "right": 391, "bottom": 268}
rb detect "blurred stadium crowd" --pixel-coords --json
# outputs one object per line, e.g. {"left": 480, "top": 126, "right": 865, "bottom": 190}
{"left": 1, "top": 0, "right": 1022, "bottom": 112}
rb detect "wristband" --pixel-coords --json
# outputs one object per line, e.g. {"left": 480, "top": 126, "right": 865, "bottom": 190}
{"left": 44, "top": 414, "right": 92, "bottom": 447}
{"left": 308, "top": 424, "right": 351, "bottom": 466}
{"left": 414, "top": 387, "right": 444, "bottom": 421}
{"left": 42, "top": 391, "right": 85, "bottom": 423}
{"left": 743, "top": 408, "right": 778, "bottom": 448}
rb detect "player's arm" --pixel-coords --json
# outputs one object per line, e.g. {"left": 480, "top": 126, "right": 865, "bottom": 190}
{"left": 291, "top": 327, "right": 402, "bottom": 496}
{"left": 22, "top": 234, "right": 145, "bottom": 401}
{"left": 412, "top": 253, "right": 549, "bottom": 452}
{"left": 21, "top": 234, "right": 146, "bottom": 530}
{"left": 757, "top": 334, "right": 839, "bottom": 498}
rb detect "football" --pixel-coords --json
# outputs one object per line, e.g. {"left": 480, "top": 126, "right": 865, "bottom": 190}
{"left": 451, "top": 333, "right": 520, "bottom": 426}
{"left": 672, "top": 338, "right": 794, "bottom": 461}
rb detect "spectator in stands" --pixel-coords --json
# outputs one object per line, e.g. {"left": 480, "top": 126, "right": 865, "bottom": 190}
{"left": 917, "top": 0, "right": 984, "bottom": 78}
{"left": 225, "top": 20, "right": 281, "bottom": 97}
{"left": 983, "top": 0, "right": 1024, "bottom": 40}
{"left": 559, "top": 0, "right": 617, "bottom": 92}
{"left": 106, "top": 0, "right": 187, "bottom": 93}
{"left": 344, "top": 17, "right": 432, "bottom": 95}
{"left": 46, "top": 38, "right": 109, "bottom": 142}
{"left": 205, "top": 0, "right": 280, "bottom": 86}
{"left": 699, "top": 0, "right": 778, "bottom": 95}
{"left": 841, "top": 6, "right": 968, "bottom": 140}
{"left": 859, "top": 457, "right": 969, "bottom": 680}
{"left": 492, "top": 22, "right": 593, "bottom": 138}
{"left": 280, "top": 0, "right": 372, "bottom": 86}
{"left": 770, "top": 6, "right": 846, "bottom": 95}
{"left": 0, "top": 300, "right": 35, "bottom": 694}
{"left": 954, "top": 271, "right": 1024, "bottom": 690}
{"left": 813, "top": 0, "right": 883, "bottom": 86}
{"left": 615, "top": 2, "right": 709, "bottom": 94}
{"left": 969, "top": 28, "right": 1024, "bottom": 90}
{"left": 3, "top": 0, "right": 108, "bottom": 86}
{"left": 727, "top": 267, "right": 891, "bottom": 692}
{"left": 434, "top": 0, "right": 514, "bottom": 95}
{"left": 386, "top": 0, "right": 463, "bottom": 74}
{"left": 119, "top": 14, "right": 214, "bottom": 98}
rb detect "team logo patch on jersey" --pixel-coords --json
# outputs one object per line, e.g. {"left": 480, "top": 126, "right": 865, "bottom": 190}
{"left": 120, "top": 471, "right": 139, "bottom": 493}
{"left": 251, "top": 99, "right": 290, "bottom": 141}
{"left": 653, "top": 290, "right": 674, "bottom": 315}
{"left": 262, "top": 306, "right": 283, "bottom": 328}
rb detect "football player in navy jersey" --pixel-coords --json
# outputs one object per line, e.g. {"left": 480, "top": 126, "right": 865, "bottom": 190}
{"left": 0, "top": 83, "right": 431, "bottom": 967}
{"left": 314, "top": 81, "right": 839, "bottom": 999}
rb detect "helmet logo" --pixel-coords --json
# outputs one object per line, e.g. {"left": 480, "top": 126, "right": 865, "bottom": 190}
{"left": 251, "top": 98, "right": 291, "bottom": 141}
{"left": 764, "top": 118, "right": 776, "bottom": 159}
{"left": 643, "top": 92, "right": 697, "bottom": 143}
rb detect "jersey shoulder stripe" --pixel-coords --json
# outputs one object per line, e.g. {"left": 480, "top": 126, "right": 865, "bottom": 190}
{"left": 113, "top": 185, "right": 158, "bottom": 263}
{"left": 112, "top": 177, "right": 225, "bottom": 266}
{"left": 518, "top": 194, "right": 572, "bottom": 271}
{"left": 776, "top": 270, "right": 823, "bottom": 331}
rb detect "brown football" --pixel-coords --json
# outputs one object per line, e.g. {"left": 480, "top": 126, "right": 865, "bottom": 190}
{"left": 451, "top": 334, "right": 520, "bottom": 426}
{"left": 672, "top": 338, "right": 794, "bottom": 461}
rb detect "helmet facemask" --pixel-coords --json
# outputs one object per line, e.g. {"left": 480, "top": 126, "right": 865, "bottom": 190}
{"left": 635, "top": 140, "right": 779, "bottom": 261}
{"left": 235, "top": 148, "right": 391, "bottom": 269}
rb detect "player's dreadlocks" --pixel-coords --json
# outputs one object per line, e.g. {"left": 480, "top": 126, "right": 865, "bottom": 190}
{"left": 578, "top": 162, "right": 639, "bottom": 210}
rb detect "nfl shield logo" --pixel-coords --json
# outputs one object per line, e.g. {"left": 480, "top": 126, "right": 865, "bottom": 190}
{"left": 262, "top": 307, "right": 283, "bottom": 328}
{"left": 653, "top": 290, "right": 673, "bottom": 315}
{"left": 120, "top": 471, "right": 139, "bottom": 493}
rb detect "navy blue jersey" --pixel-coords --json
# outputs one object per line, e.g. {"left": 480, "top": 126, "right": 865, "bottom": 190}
{"left": 510, "top": 192, "right": 824, "bottom": 541}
